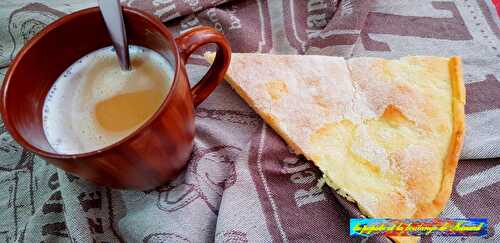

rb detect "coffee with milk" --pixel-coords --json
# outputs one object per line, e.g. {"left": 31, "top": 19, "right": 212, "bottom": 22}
{"left": 43, "top": 45, "right": 174, "bottom": 154}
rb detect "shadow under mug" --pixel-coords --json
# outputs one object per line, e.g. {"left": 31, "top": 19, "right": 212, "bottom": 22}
{"left": 0, "top": 7, "right": 231, "bottom": 190}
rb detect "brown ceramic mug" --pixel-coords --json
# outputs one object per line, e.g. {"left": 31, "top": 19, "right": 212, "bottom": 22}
{"left": 0, "top": 7, "right": 231, "bottom": 190}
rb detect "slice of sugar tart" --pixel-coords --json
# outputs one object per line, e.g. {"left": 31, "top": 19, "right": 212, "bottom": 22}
{"left": 206, "top": 53, "right": 465, "bottom": 243}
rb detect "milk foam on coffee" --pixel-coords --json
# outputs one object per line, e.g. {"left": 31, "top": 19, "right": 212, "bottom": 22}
{"left": 43, "top": 45, "right": 174, "bottom": 154}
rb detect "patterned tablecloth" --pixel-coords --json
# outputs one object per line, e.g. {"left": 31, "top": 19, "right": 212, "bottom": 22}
{"left": 0, "top": 0, "right": 499, "bottom": 242}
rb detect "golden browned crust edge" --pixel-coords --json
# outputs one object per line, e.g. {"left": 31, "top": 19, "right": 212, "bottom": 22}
{"left": 390, "top": 236, "right": 420, "bottom": 243}
{"left": 417, "top": 56, "right": 465, "bottom": 217}
{"left": 387, "top": 57, "right": 465, "bottom": 243}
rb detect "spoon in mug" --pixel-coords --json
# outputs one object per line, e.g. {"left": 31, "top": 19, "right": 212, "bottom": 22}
{"left": 98, "top": 0, "right": 131, "bottom": 71}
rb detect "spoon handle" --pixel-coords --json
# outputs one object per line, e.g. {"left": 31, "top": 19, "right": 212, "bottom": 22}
{"left": 98, "top": 0, "right": 130, "bottom": 71}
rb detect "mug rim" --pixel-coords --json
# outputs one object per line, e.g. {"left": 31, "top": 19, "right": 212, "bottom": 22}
{"left": 1, "top": 6, "right": 184, "bottom": 159}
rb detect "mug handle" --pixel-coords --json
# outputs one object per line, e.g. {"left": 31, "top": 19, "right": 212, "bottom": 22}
{"left": 175, "top": 26, "right": 231, "bottom": 107}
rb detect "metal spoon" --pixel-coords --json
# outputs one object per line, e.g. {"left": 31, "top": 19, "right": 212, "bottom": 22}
{"left": 98, "top": 0, "right": 130, "bottom": 70}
